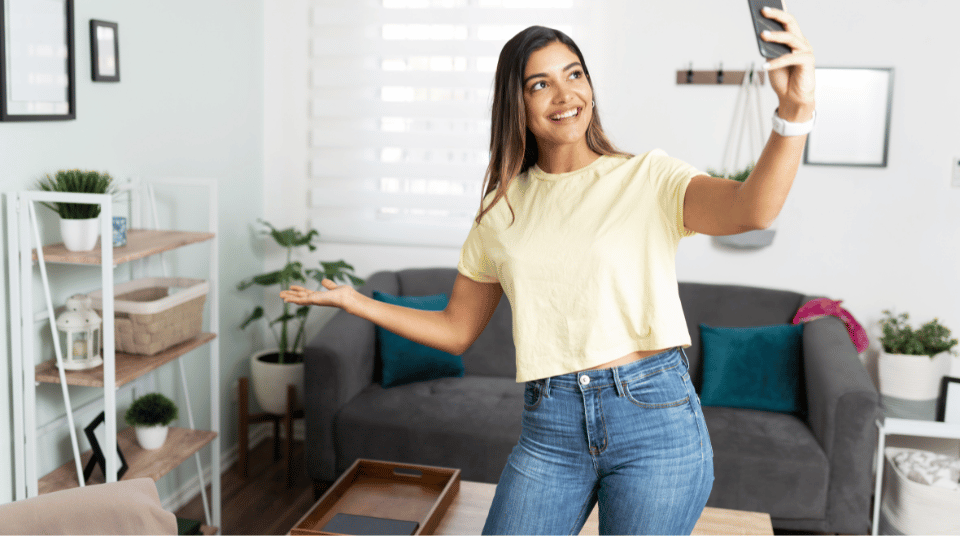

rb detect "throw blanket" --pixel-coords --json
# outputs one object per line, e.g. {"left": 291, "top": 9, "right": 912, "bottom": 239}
{"left": 892, "top": 449, "right": 960, "bottom": 491}
{"left": 793, "top": 298, "right": 869, "bottom": 353}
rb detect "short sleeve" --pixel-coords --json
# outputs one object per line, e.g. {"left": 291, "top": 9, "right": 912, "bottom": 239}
{"left": 649, "top": 149, "right": 705, "bottom": 239}
{"left": 458, "top": 216, "right": 499, "bottom": 283}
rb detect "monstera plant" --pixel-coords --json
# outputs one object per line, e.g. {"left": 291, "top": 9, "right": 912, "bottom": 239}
{"left": 238, "top": 219, "right": 364, "bottom": 414}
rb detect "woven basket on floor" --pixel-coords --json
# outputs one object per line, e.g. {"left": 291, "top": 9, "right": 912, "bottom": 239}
{"left": 90, "top": 277, "right": 208, "bottom": 356}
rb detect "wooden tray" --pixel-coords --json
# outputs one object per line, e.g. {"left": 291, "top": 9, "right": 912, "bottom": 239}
{"left": 290, "top": 459, "right": 461, "bottom": 536}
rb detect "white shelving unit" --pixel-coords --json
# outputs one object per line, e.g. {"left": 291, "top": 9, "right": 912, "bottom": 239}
{"left": 5, "top": 179, "right": 221, "bottom": 533}
{"left": 872, "top": 417, "right": 960, "bottom": 535}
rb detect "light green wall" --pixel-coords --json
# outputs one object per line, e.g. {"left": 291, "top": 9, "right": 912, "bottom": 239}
{"left": 1, "top": 1, "right": 265, "bottom": 505}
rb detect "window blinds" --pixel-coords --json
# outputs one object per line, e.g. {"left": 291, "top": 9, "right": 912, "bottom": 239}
{"left": 308, "top": 0, "right": 581, "bottom": 248}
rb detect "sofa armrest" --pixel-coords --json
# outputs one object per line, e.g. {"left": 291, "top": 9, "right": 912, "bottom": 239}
{"left": 0, "top": 478, "right": 177, "bottom": 535}
{"left": 303, "top": 273, "right": 397, "bottom": 482}
{"left": 802, "top": 315, "right": 881, "bottom": 533}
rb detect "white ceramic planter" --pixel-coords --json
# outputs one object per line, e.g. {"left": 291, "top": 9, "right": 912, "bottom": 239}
{"left": 59, "top": 217, "right": 100, "bottom": 252}
{"left": 878, "top": 351, "right": 951, "bottom": 401}
{"left": 135, "top": 425, "right": 169, "bottom": 450}
{"left": 251, "top": 349, "right": 304, "bottom": 415}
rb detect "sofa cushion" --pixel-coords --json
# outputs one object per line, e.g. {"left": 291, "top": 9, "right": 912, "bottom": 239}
{"left": 334, "top": 376, "right": 522, "bottom": 483}
{"left": 699, "top": 323, "right": 805, "bottom": 414}
{"left": 0, "top": 477, "right": 177, "bottom": 535}
{"left": 704, "top": 406, "right": 829, "bottom": 520}
{"left": 679, "top": 282, "right": 806, "bottom": 391}
{"left": 395, "top": 267, "right": 516, "bottom": 379}
{"left": 373, "top": 290, "right": 465, "bottom": 388}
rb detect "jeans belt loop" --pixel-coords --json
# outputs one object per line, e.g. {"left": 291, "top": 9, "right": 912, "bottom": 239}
{"left": 679, "top": 346, "right": 690, "bottom": 370}
{"left": 611, "top": 365, "right": 625, "bottom": 397}
{"left": 541, "top": 377, "right": 551, "bottom": 398}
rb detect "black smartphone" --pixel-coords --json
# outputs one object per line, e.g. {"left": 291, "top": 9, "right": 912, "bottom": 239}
{"left": 747, "top": 0, "right": 792, "bottom": 59}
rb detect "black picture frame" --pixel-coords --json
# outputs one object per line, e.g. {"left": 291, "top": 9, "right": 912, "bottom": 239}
{"left": 803, "top": 67, "right": 894, "bottom": 168}
{"left": 937, "top": 376, "right": 960, "bottom": 424}
{"left": 83, "top": 411, "right": 128, "bottom": 482}
{"left": 89, "top": 19, "right": 118, "bottom": 82}
{"left": 0, "top": 0, "right": 76, "bottom": 121}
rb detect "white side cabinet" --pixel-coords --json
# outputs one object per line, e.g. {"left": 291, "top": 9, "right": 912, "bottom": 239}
{"left": 872, "top": 417, "right": 960, "bottom": 535}
{"left": 5, "top": 179, "right": 220, "bottom": 533}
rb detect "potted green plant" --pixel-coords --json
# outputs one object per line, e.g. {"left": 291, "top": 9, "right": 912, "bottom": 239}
{"left": 878, "top": 310, "right": 958, "bottom": 420}
{"left": 705, "top": 163, "right": 776, "bottom": 249}
{"left": 238, "top": 219, "right": 364, "bottom": 415}
{"left": 36, "top": 170, "right": 115, "bottom": 252}
{"left": 125, "top": 393, "right": 179, "bottom": 449}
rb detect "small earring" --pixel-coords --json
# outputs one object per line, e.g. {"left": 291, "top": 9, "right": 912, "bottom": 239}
{"left": 592, "top": 100, "right": 596, "bottom": 108}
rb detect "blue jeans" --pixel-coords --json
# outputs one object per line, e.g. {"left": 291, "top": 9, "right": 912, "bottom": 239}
{"left": 482, "top": 347, "right": 714, "bottom": 535}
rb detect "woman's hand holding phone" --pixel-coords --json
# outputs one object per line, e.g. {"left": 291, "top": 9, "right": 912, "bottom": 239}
{"left": 757, "top": 5, "right": 816, "bottom": 121}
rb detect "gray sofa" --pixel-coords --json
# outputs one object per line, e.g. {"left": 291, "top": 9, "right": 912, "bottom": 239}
{"left": 304, "top": 267, "right": 881, "bottom": 534}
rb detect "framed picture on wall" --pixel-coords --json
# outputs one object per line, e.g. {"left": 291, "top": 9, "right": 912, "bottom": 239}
{"left": 90, "top": 19, "right": 118, "bottom": 82}
{"left": 803, "top": 67, "right": 894, "bottom": 167}
{"left": 937, "top": 376, "right": 960, "bottom": 424}
{"left": 83, "top": 411, "right": 128, "bottom": 482}
{"left": 0, "top": 0, "right": 76, "bottom": 121}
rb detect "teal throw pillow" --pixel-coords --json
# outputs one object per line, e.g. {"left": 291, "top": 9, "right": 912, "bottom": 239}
{"left": 699, "top": 323, "right": 805, "bottom": 415}
{"left": 373, "top": 291, "right": 465, "bottom": 388}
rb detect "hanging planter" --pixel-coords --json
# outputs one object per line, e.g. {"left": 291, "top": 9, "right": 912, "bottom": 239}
{"left": 709, "top": 66, "right": 775, "bottom": 249}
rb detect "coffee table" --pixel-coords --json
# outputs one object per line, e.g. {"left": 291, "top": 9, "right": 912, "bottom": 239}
{"left": 433, "top": 481, "right": 773, "bottom": 535}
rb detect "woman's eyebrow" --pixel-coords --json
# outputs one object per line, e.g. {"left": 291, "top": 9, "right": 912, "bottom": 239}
{"left": 523, "top": 61, "right": 582, "bottom": 86}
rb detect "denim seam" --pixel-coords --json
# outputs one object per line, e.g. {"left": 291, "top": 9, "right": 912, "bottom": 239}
{"left": 588, "top": 389, "right": 609, "bottom": 456}
{"left": 568, "top": 489, "right": 597, "bottom": 536}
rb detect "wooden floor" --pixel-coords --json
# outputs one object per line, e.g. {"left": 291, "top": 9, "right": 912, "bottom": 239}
{"left": 176, "top": 438, "right": 325, "bottom": 535}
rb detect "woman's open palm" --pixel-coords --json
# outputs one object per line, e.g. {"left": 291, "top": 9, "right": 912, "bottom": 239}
{"left": 280, "top": 279, "right": 354, "bottom": 310}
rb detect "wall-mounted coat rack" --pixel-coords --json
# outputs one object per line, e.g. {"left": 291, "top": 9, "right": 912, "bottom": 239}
{"left": 676, "top": 64, "right": 766, "bottom": 86}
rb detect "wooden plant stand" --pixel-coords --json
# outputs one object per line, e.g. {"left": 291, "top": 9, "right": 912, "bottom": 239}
{"left": 237, "top": 377, "right": 304, "bottom": 487}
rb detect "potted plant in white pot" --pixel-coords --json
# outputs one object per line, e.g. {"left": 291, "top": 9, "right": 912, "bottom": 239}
{"left": 36, "top": 170, "right": 115, "bottom": 252}
{"left": 125, "top": 393, "right": 178, "bottom": 450}
{"left": 878, "top": 310, "right": 958, "bottom": 420}
{"left": 238, "top": 219, "right": 364, "bottom": 415}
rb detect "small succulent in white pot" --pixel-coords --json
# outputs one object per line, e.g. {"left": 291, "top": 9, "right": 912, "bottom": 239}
{"left": 125, "top": 393, "right": 178, "bottom": 450}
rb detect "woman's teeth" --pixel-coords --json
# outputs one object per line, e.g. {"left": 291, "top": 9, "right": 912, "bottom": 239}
{"left": 551, "top": 108, "right": 579, "bottom": 120}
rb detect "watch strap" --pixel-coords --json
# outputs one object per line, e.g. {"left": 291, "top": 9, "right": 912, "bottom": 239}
{"left": 772, "top": 108, "right": 816, "bottom": 136}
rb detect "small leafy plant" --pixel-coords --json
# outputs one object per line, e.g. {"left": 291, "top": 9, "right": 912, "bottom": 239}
{"left": 125, "top": 393, "right": 178, "bottom": 427}
{"left": 36, "top": 170, "right": 115, "bottom": 219}
{"left": 238, "top": 219, "right": 365, "bottom": 364}
{"left": 879, "top": 310, "right": 958, "bottom": 358}
{"left": 706, "top": 163, "right": 754, "bottom": 182}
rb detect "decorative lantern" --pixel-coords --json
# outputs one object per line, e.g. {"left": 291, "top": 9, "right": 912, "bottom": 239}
{"left": 56, "top": 294, "right": 103, "bottom": 370}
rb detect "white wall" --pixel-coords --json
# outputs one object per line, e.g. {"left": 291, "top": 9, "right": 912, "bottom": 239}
{"left": 1, "top": 1, "right": 265, "bottom": 505}
{"left": 268, "top": 0, "right": 960, "bottom": 455}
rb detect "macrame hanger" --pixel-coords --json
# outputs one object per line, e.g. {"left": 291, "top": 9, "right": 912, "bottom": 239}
{"left": 721, "top": 64, "right": 766, "bottom": 175}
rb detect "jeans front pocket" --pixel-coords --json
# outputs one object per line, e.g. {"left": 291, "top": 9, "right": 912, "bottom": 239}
{"left": 622, "top": 362, "right": 690, "bottom": 409}
{"left": 524, "top": 381, "right": 544, "bottom": 411}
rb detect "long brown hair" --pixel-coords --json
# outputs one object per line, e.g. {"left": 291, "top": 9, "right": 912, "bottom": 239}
{"left": 476, "top": 25, "right": 628, "bottom": 226}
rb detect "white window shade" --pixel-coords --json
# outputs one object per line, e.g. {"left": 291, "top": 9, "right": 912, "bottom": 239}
{"left": 308, "top": 0, "right": 582, "bottom": 248}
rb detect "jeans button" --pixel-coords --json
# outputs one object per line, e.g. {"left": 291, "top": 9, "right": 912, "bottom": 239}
{"left": 579, "top": 374, "right": 590, "bottom": 385}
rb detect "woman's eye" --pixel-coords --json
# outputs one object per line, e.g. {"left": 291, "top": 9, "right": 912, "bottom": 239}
{"left": 570, "top": 70, "right": 583, "bottom": 80}
{"left": 530, "top": 81, "right": 546, "bottom": 91}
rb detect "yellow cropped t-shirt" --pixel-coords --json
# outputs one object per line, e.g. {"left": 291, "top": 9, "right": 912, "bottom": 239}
{"left": 457, "top": 149, "right": 704, "bottom": 382}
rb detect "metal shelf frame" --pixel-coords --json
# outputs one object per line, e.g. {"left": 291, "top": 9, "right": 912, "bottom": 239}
{"left": 5, "top": 178, "right": 221, "bottom": 531}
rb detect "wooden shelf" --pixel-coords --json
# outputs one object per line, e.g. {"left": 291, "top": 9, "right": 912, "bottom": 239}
{"left": 35, "top": 333, "right": 217, "bottom": 388}
{"left": 33, "top": 229, "right": 215, "bottom": 265}
{"left": 38, "top": 427, "right": 217, "bottom": 495}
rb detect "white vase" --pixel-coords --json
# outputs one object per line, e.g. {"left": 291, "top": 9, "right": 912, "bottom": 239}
{"left": 135, "top": 425, "right": 169, "bottom": 450}
{"left": 878, "top": 351, "right": 951, "bottom": 420}
{"left": 251, "top": 349, "right": 304, "bottom": 416}
{"left": 59, "top": 217, "right": 100, "bottom": 252}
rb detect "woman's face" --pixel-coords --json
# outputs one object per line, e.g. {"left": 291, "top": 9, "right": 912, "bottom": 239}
{"left": 522, "top": 41, "right": 594, "bottom": 153}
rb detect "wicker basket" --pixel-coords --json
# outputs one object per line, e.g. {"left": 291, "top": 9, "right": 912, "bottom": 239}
{"left": 880, "top": 447, "right": 960, "bottom": 535}
{"left": 89, "top": 277, "right": 208, "bottom": 356}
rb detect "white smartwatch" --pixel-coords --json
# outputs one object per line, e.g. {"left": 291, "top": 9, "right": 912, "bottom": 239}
{"left": 771, "top": 108, "right": 816, "bottom": 137}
